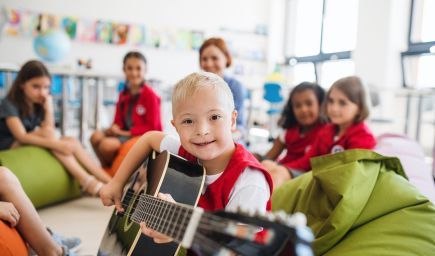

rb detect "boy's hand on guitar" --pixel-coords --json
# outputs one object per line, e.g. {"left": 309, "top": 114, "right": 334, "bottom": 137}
{"left": 140, "top": 193, "right": 175, "bottom": 243}
{"left": 140, "top": 223, "right": 173, "bottom": 243}
{"left": 100, "top": 181, "right": 125, "bottom": 213}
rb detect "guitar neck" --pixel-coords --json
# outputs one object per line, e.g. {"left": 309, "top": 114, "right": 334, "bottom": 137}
{"left": 130, "top": 192, "right": 203, "bottom": 247}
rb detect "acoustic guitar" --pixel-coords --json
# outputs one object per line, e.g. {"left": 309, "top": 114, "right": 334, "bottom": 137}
{"left": 98, "top": 150, "right": 313, "bottom": 256}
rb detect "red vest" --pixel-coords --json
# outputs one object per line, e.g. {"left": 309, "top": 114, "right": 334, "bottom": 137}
{"left": 113, "top": 84, "right": 162, "bottom": 136}
{"left": 178, "top": 144, "right": 273, "bottom": 211}
{"left": 279, "top": 123, "right": 324, "bottom": 164}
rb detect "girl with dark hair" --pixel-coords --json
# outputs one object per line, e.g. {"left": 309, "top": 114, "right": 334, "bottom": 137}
{"left": 265, "top": 76, "right": 376, "bottom": 188}
{"left": 90, "top": 51, "right": 162, "bottom": 168}
{"left": 0, "top": 60, "right": 111, "bottom": 196}
{"left": 256, "top": 82, "right": 326, "bottom": 187}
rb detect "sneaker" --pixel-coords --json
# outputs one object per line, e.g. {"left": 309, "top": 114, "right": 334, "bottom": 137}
{"left": 62, "top": 245, "right": 78, "bottom": 256}
{"left": 48, "top": 228, "right": 82, "bottom": 253}
{"left": 29, "top": 229, "right": 81, "bottom": 256}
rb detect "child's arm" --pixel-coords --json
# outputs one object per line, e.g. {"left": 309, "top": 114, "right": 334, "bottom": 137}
{"left": 5, "top": 117, "right": 63, "bottom": 151}
{"left": 226, "top": 169, "right": 271, "bottom": 213}
{"left": 40, "top": 94, "right": 55, "bottom": 129}
{"left": 0, "top": 201, "right": 20, "bottom": 227}
{"left": 263, "top": 137, "right": 286, "bottom": 161}
{"left": 100, "top": 131, "right": 166, "bottom": 212}
{"left": 109, "top": 124, "right": 131, "bottom": 137}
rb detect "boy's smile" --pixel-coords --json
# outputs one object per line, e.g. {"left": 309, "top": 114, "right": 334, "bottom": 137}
{"left": 172, "top": 86, "right": 237, "bottom": 174}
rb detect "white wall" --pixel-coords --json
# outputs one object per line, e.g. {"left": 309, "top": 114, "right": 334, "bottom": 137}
{"left": 0, "top": 0, "right": 269, "bottom": 84}
{"left": 354, "top": 0, "right": 410, "bottom": 120}
{"left": 354, "top": 0, "right": 410, "bottom": 89}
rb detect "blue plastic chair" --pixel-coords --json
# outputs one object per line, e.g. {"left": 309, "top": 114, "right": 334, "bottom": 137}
{"left": 264, "top": 82, "right": 284, "bottom": 114}
{"left": 263, "top": 82, "right": 284, "bottom": 140}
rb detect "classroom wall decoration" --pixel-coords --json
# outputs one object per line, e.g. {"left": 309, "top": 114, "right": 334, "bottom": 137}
{"left": 0, "top": 6, "right": 204, "bottom": 51}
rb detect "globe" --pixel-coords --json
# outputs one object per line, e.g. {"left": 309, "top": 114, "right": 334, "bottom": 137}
{"left": 33, "top": 29, "right": 71, "bottom": 62}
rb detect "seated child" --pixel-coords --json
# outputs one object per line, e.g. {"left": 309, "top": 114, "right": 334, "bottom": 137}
{"left": 266, "top": 76, "right": 377, "bottom": 188}
{"left": 0, "top": 60, "right": 111, "bottom": 196}
{"left": 100, "top": 72, "right": 273, "bottom": 242}
{"left": 90, "top": 51, "right": 162, "bottom": 168}
{"left": 255, "top": 82, "right": 326, "bottom": 187}
{"left": 0, "top": 167, "right": 80, "bottom": 255}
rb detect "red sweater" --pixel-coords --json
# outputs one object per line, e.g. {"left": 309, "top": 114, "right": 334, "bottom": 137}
{"left": 278, "top": 123, "right": 325, "bottom": 165}
{"left": 284, "top": 122, "right": 376, "bottom": 171}
{"left": 113, "top": 84, "right": 162, "bottom": 136}
{"left": 178, "top": 144, "right": 273, "bottom": 211}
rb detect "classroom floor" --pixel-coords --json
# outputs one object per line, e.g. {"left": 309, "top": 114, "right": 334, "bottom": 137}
{"left": 38, "top": 197, "right": 113, "bottom": 256}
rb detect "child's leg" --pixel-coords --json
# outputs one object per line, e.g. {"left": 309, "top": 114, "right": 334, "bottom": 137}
{"left": 61, "top": 136, "right": 111, "bottom": 183}
{"left": 51, "top": 151, "right": 103, "bottom": 195}
{"left": 0, "top": 167, "right": 63, "bottom": 256}
{"left": 90, "top": 130, "right": 107, "bottom": 165}
{"left": 96, "top": 137, "right": 122, "bottom": 168}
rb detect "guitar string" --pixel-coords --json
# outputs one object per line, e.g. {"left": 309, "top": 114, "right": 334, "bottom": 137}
{"left": 120, "top": 192, "right": 227, "bottom": 228}
{"left": 119, "top": 190, "right": 237, "bottom": 230}
{"left": 120, "top": 200, "right": 230, "bottom": 242}
{"left": 115, "top": 190, "right": 272, "bottom": 244}
{"left": 123, "top": 203, "right": 248, "bottom": 244}
{"left": 128, "top": 194, "right": 191, "bottom": 242}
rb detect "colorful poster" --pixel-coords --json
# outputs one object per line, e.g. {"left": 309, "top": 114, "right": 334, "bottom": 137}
{"left": 62, "top": 17, "right": 78, "bottom": 39}
{"left": 4, "top": 8, "right": 20, "bottom": 36}
{"left": 191, "top": 30, "right": 204, "bottom": 50}
{"left": 41, "top": 14, "right": 61, "bottom": 30}
{"left": 76, "top": 19, "right": 96, "bottom": 42}
{"left": 127, "top": 24, "right": 145, "bottom": 46}
{"left": 176, "top": 30, "right": 191, "bottom": 50}
{"left": 146, "top": 28, "right": 161, "bottom": 48}
{"left": 0, "top": 5, "right": 206, "bottom": 51}
{"left": 112, "top": 23, "right": 129, "bottom": 45}
{"left": 20, "top": 10, "right": 38, "bottom": 36}
{"left": 95, "top": 20, "right": 112, "bottom": 43}
{"left": 162, "top": 28, "right": 178, "bottom": 49}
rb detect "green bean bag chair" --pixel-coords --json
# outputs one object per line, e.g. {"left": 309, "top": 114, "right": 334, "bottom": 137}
{"left": 272, "top": 149, "right": 435, "bottom": 255}
{"left": 0, "top": 146, "right": 81, "bottom": 208}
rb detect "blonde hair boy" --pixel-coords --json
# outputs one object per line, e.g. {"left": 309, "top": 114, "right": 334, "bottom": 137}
{"left": 100, "top": 72, "right": 273, "bottom": 244}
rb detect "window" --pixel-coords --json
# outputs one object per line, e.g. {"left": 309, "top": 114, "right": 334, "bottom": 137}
{"left": 292, "top": 63, "right": 317, "bottom": 84}
{"left": 322, "top": 0, "right": 358, "bottom": 53}
{"left": 293, "top": 0, "right": 323, "bottom": 56}
{"left": 319, "top": 59, "right": 355, "bottom": 88}
{"left": 402, "top": 0, "right": 435, "bottom": 89}
{"left": 285, "top": 0, "right": 359, "bottom": 87}
{"left": 410, "top": 0, "right": 435, "bottom": 43}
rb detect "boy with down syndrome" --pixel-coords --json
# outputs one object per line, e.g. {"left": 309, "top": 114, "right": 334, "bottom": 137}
{"left": 100, "top": 72, "right": 273, "bottom": 243}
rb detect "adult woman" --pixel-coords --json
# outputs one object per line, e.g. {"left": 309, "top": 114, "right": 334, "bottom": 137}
{"left": 199, "top": 38, "right": 246, "bottom": 139}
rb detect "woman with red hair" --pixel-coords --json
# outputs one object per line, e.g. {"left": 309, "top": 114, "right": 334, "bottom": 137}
{"left": 199, "top": 38, "right": 246, "bottom": 140}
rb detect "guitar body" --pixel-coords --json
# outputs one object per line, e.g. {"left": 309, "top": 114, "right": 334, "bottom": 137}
{"left": 98, "top": 151, "right": 205, "bottom": 256}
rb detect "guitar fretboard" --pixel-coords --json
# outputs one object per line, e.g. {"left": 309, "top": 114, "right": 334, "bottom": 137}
{"left": 130, "top": 193, "right": 195, "bottom": 242}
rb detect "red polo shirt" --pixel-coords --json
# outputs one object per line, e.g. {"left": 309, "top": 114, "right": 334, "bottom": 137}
{"left": 113, "top": 84, "right": 162, "bottom": 136}
{"left": 284, "top": 122, "right": 376, "bottom": 171}
{"left": 278, "top": 123, "right": 325, "bottom": 165}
